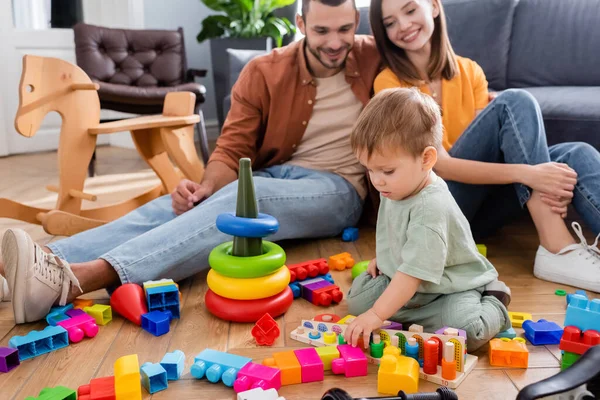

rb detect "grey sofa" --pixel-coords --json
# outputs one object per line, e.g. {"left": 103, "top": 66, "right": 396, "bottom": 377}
{"left": 223, "top": 0, "right": 600, "bottom": 150}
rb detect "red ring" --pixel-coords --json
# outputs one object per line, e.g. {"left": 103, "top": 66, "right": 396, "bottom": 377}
{"left": 205, "top": 286, "right": 293, "bottom": 322}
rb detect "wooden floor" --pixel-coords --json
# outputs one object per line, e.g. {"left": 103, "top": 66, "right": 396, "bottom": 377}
{"left": 0, "top": 146, "right": 597, "bottom": 400}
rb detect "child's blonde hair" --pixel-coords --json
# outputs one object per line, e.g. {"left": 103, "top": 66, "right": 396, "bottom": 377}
{"left": 351, "top": 87, "right": 443, "bottom": 158}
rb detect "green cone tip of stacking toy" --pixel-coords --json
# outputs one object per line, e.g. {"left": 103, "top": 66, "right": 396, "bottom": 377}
{"left": 233, "top": 157, "right": 263, "bottom": 257}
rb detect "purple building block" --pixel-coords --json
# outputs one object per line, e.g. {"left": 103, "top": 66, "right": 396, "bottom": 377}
{"left": 0, "top": 347, "right": 20, "bottom": 372}
{"left": 66, "top": 308, "right": 87, "bottom": 318}
{"left": 380, "top": 320, "right": 403, "bottom": 331}
{"left": 435, "top": 326, "right": 467, "bottom": 339}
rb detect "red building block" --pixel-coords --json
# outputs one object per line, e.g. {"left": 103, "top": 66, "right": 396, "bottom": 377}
{"left": 78, "top": 376, "right": 115, "bottom": 400}
{"left": 251, "top": 313, "right": 280, "bottom": 346}
{"left": 310, "top": 285, "right": 343, "bottom": 307}
{"left": 287, "top": 259, "right": 329, "bottom": 282}
{"left": 559, "top": 326, "right": 600, "bottom": 355}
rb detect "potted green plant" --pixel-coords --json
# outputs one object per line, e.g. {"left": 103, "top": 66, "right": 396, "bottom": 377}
{"left": 197, "top": 0, "right": 297, "bottom": 126}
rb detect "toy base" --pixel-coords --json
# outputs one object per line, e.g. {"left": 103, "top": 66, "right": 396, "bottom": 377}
{"left": 367, "top": 354, "right": 478, "bottom": 389}
{"left": 205, "top": 287, "right": 293, "bottom": 323}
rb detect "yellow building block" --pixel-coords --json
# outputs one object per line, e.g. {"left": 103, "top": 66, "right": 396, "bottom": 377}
{"left": 315, "top": 346, "right": 341, "bottom": 371}
{"left": 378, "top": 347, "right": 419, "bottom": 395}
{"left": 115, "top": 354, "right": 142, "bottom": 400}
{"left": 262, "top": 351, "right": 302, "bottom": 386}
{"left": 84, "top": 304, "right": 112, "bottom": 325}
{"left": 476, "top": 244, "right": 487, "bottom": 257}
{"left": 508, "top": 312, "right": 532, "bottom": 328}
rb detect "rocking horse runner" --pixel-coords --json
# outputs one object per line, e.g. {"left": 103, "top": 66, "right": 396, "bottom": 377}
{"left": 0, "top": 55, "right": 205, "bottom": 236}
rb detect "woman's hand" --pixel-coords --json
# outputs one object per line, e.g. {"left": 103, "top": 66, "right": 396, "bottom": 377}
{"left": 523, "top": 163, "right": 577, "bottom": 199}
{"left": 367, "top": 258, "right": 379, "bottom": 278}
{"left": 540, "top": 193, "right": 572, "bottom": 218}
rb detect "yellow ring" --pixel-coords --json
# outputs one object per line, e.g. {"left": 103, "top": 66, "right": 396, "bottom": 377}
{"left": 207, "top": 266, "right": 290, "bottom": 300}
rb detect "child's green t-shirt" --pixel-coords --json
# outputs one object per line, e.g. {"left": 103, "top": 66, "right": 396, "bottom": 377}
{"left": 376, "top": 172, "right": 498, "bottom": 294}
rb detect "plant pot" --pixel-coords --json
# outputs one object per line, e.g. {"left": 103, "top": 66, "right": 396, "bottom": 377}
{"left": 210, "top": 37, "right": 273, "bottom": 128}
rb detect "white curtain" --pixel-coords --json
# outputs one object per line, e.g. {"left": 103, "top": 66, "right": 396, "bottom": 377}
{"left": 12, "top": 0, "right": 51, "bottom": 30}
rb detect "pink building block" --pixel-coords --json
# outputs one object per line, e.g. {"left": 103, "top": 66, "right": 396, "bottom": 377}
{"left": 233, "top": 362, "right": 281, "bottom": 393}
{"left": 57, "top": 313, "right": 99, "bottom": 343}
{"left": 293, "top": 348, "right": 324, "bottom": 383}
{"left": 332, "top": 344, "right": 368, "bottom": 377}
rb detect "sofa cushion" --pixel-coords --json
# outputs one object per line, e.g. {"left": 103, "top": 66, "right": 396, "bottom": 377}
{"left": 226, "top": 48, "right": 267, "bottom": 93}
{"left": 442, "top": 0, "right": 518, "bottom": 90}
{"left": 357, "top": 7, "right": 371, "bottom": 35}
{"left": 508, "top": 0, "right": 600, "bottom": 87}
{"left": 520, "top": 86, "right": 600, "bottom": 150}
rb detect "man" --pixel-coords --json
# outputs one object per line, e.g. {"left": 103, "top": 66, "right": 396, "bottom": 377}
{"left": 0, "top": 0, "right": 381, "bottom": 323}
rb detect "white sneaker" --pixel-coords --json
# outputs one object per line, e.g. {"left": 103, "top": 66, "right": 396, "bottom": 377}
{"left": 2, "top": 229, "right": 82, "bottom": 324}
{"left": 0, "top": 275, "right": 9, "bottom": 301}
{"left": 534, "top": 222, "right": 600, "bottom": 293}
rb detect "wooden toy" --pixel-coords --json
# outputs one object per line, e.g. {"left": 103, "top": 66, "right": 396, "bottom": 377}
{"left": 0, "top": 55, "right": 205, "bottom": 236}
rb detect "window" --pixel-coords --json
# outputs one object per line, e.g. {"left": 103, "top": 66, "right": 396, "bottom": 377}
{"left": 295, "top": 0, "right": 370, "bottom": 40}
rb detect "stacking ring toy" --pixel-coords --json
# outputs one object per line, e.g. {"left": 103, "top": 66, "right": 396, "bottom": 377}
{"left": 205, "top": 287, "right": 293, "bottom": 322}
{"left": 209, "top": 241, "right": 286, "bottom": 279}
{"left": 207, "top": 266, "right": 290, "bottom": 300}
{"left": 216, "top": 212, "right": 279, "bottom": 238}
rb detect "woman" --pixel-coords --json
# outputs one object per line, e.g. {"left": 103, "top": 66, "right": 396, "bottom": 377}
{"left": 369, "top": 0, "right": 600, "bottom": 292}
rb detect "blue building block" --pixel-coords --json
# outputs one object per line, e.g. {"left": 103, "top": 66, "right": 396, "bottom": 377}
{"left": 142, "top": 311, "right": 171, "bottom": 336}
{"left": 289, "top": 273, "right": 334, "bottom": 299}
{"left": 146, "top": 285, "right": 180, "bottom": 318}
{"left": 161, "top": 350, "right": 185, "bottom": 380}
{"left": 522, "top": 319, "right": 564, "bottom": 345}
{"left": 46, "top": 304, "right": 74, "bottom": 326}
{"left": 565, "top": 294, "right": 600, "bottom": 332}
{"left": 9, "top": 326, "right": 69, "bottom": 361}
{"left": 342, "top": 227, "right": 359, "bottom": 242}
{"left": 191, "top": 349, "right": 252, "bottom": 386}
{"left": 141, "top": 362, "right": 168, "bottom": 394}
{"left": 566, "top": 290, "right": 587, "bottom": 306}
{"left": 495, "top": 328, "right": 517, "bottom": 339}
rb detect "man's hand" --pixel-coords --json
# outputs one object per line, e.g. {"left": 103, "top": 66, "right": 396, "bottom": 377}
{"left": 171, "top": 179, "right": 214, "bottom": 215}
{"left": 489, "top": 91, "right": 498, "bottom": 102}
{"left": 344, "top": 309, "right": 383, "bottom": 348}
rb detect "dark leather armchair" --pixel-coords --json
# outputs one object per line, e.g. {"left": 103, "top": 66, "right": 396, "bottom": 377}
{"left": 73, "top": 23, "right": 210, "bottom": 175}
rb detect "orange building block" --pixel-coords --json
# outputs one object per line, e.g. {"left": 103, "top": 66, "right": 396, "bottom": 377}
{"left": 328, "top": 252, "right": 355, "bottom": 271}
{"left": 73, "top": 299, "right": 94, "bottom": 310}
{"left": 263, "top": 351, "right": 302, "bottom": 386}
{"left": 489, "top": 338, "right": 529, "bottom": 368}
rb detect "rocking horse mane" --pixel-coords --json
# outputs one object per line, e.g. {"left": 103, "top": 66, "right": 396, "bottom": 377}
{"left": 15, "top": 55, "right": 100, "bottom": 138}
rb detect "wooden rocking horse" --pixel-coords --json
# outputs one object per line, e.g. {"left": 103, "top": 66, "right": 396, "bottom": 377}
{"left": 0, "top": 55, "right": 205, "bottom": 236}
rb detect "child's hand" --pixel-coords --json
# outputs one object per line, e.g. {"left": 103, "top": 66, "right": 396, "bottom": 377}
{"left": 367, "top": 258, "right": 379, "bottom": 278}
{"left": 344, "top": 309, "right": 383, "bottom": 348}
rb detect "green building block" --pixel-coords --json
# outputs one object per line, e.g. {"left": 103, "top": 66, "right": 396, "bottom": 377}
{"left": 476, "top": 244, "right": 487, "bottom": 257}
{"left": 24, "top": 386, "right": 76, "bottom": 400}
{"left": 561, "top": 351, "right": 581, "bottom": 370}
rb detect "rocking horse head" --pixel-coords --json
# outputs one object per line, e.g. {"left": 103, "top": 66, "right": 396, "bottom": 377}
{"left": 15, "top": 55, "right": 100, "bottom": 138}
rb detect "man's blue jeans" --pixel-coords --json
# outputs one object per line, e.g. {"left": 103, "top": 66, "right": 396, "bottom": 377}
{"left": 48, "top": 165, "right": 363, "bottom": 284}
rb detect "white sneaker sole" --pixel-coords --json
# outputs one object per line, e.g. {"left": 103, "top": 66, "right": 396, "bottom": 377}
{"left": 2, "top": 230, "right": 31, "bottom": 324}
{"left": 534, "top": 265, "right": 600, "bottom": 293}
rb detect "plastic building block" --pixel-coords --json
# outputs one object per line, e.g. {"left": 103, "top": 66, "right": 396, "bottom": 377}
{"left": 57, "top": 312, "right": 99, "bottom": 343}
{"left": 287, "top": 258, "right": 329, "bottom": 282}
{"left": 370, "top": 335, "right": 385, "bottom": 358}
{"left": 476, "top": 244, "right": 487, "bottom": 257}
{"left": 342, "top": 227, "right": 359, "bottom": 242}
{"left": 555, "top": 289, "right": 567, "bottom": 296}
{"left": 237, "top": 387, "right": 286, "bottom": 400}
{"left": 141, "top": 311, "right": 171, "bottom": 336}
{"left": 495, "top": 328, "right": 517, "bottom": 339}
{"left": 73, "top": 298, "right": 94, "bottom": 309}
{"left": 191, "top": 349, "right": 252, "bottom": 386}
{"left": 146, "top": 284, "right": 181, "bottom": 318}
{"left": 489, "top": 338, "right": 529, "bottom": 368}
{"left": 9, "top": 326, "right": 69, "bottom": 361}
{"left": 161, "top": 350, "right": 185, "bottom": 381}
{"left": 110, "top": 283, "right": 148, "bottom": 326}
{"left": 66, "top": 308, "right": 87, "bottom": 318}
{"left": 293, "top": 347, "right": 324, "bottom": 383}
{"left": 114, "top": 354, "right": 142, "bottom": 400}
{"left": 315, "top": 346, "right": 340, "bottom": 371}
{"left": 566, "top": 290, "right": 587, "bottom": 306}
{"left": 252, "top": 313, "right": 280, "bottom": 346}
{"left": 84, "top": 304, "right": 112, "bottom": 325}
{"left": 143, "top": 278, "right": 176, "bottom": 293}
{"left": 24, "top": 386, "right": 76, "bottom": 400}
{"left": 560, "top": 351, "right": 581, "bottom": 370}
{"left": 289, "top": 275, "right": 334, "bottom": 299}
{"left": 435, "top": 326, "right": 467, "bottom": 339}
{"left": 78, "top": 376, "right": 115, "bottom": 400}
{"left": 263, "top": 350, "right": 302, "bottom": 385}
{"left": 0, "top": 346, "right": 19, "bottom": 372}
{"left": 441, "top": 342, "right": 457, "bottom": 381}
{"left": 378, "top": 346, "right": 419, "bottom": 395}
{"left": 559, "top": 326, "right": 600, "bottom": 355}
{"left": 234, "top": 362, "right": 282, "bottom": 393}
{"left": 298, "top": 278, "right": 343, "bottom": 306}
{"left": 509, "top": 312, "right": 533, "bottom": 328}
{"left": 140, "top": 362, "right": 168, "bottom": 394}
{"left": 332, "top": 344, "right": 368, "bottom": 377}
{"left": 564, "top": 294, "right": 600, "bottom": 333}
{"left": 351, "top": 260, "right": 369, "bottom": 279}
{"left": 408, "top": 324, "right": 424, "bottom": 333}
{"left": 46, "top": 304, "right": 74, "bottom": 326}
{"left": 522, "top": 319, "right": 564, "bottom": 345}
{"left": 328, "top": 252, "right": 355, "bottom": 271}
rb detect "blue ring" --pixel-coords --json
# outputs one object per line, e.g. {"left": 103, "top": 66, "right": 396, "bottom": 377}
{"left": 216, "top": 212, "right": 279, "bottom": 238}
